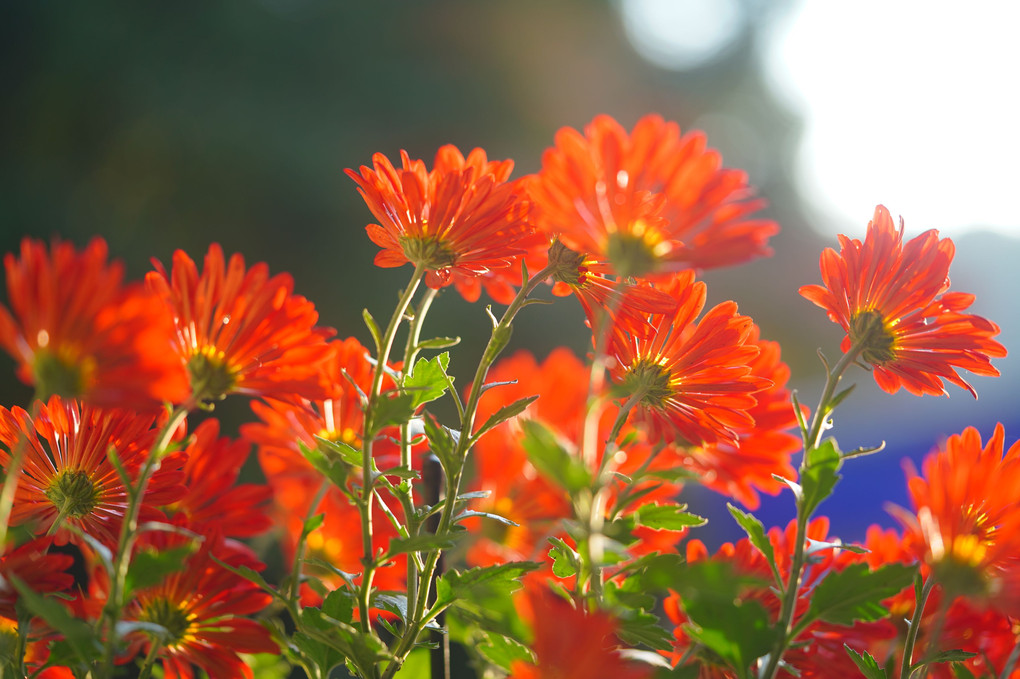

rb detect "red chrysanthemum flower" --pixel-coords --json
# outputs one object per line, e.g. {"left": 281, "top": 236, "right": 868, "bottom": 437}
{"left": 0, "top": 237, "right": 189, "bottom": 410}
{"left": 799, "top": 205, "right": 1006, "bottom": 397}
{"left": 901, "top": 423, "right": 1020, "bottom": 615}
{"left": 663, "top": 325, "right": 801, "bottom": 509}
{"left": 146, "top": 243, "right": 337, "bottom": 406}
{"left": 510, "top": 588, "right": 651, "bottom": 679}
{"left": 0, "top": 537, "right": 75, "bottom": 620}
{"left": 121, "top": 529, "right": 277, "bottom": 679}
{"left": 0, "top": 396, "right": 186, "bottom": 548}
{"left": 165, "top": 418, "right": 272, "bottom": 540}
{"left": 528, "top": 114, "right": 778, "bottom": 279}
{"left": 609, "top": 271, "right": 770, "bottom": 448}
{"left": 346, "top": 144, "right": 538, "bottom": 295}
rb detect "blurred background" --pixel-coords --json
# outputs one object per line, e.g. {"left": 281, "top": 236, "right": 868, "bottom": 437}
{"left": 2, "top": 0, "right": 1017, "bottom": 550}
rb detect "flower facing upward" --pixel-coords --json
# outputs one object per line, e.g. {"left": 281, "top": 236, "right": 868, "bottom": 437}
{"left": 346, "top": 145, "right": 537, "bottom": 293}
{"left": 0, "top": 396, "right": 186, "bottom": 547}
{"left": 609, "top": 271, "right": 770, "bottom": 448}
{"left": 0, "top": 237, "right": 188, "bottom": 410}
{"left": 528, "top": 114, "right": 778, "bottom": 279}
{"left": 799, "top": 205, "right": 1005, "bottom": 397}
{"left": 146, "top": 244, "right": 337, "bottom": 406}
{"left": 903, "top": 424, "right": 1020, "bottom": 615}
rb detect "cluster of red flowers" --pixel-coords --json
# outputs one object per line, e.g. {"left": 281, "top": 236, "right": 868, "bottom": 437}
{"left": 0, "top": 113, "right": 1011, "bottom": 678}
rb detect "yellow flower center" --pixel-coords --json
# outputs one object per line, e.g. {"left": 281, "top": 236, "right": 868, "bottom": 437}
{"left": 621, "top": 358, "right": 674, "bottom": 409}
{"left": 31, "top": 345, "right": 96, "bottom": 401}
{"left": 849, "top": 309, "right": 896, "bottom": 364}
{"left": 45, "top": 469, "right": 101, "bottom": 520}
{"left": 187, "top": 345, "right": 238, "bottom": 405}
{"left": 606, "top": 221, "right": 670, "bottom": 278}
{"left": 400, "top": 232, "right": 458, "bottom": 271}
{"left": 138, "top": 597, "right": 196, "bottom": 648}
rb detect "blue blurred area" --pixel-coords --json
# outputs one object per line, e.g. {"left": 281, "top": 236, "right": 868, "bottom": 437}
{"left": 1, "top": 0, "right": 1016, "bottom": 551}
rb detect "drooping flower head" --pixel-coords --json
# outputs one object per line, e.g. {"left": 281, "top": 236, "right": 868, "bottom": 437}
{"left": 902, "top": 424, "right": 1020, "bottom": 615}
{"left": 346, "top": 145, "right": 538, "bottom": 296}
{"left": 609, "top": 271, "right": 770, "bottom": 448}
{"left": 121, "top": 528, "right": 278, "bottom": 679}
{"left": 146, "top": 244, "right": 337, "bottom": 407}
{"left": 799, "top": 205, "right": 1006, "bottom": 397}
{"left": 0, "top": 396, "right": 186, "bottom": 548}
{"left": 528, "top": 114, "right": 778, "bottom": 280}
{"left": 0, "top": 237, "right": 189, "bottom": 410}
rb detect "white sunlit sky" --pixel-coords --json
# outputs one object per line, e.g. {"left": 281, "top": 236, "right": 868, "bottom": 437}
{"left": 619, "top": 0, "right": 1020, "bottom": 240}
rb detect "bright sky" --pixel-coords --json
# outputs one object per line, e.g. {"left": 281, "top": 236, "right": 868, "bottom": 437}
{"left": 620, "top": 0, "right": 1020, "bottom": 239}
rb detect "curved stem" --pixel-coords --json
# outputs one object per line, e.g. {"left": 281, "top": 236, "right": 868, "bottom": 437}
{"left": 900, "top": 576, "right": 936, "bottom": 679}
{"left": 357, "top": 265, "right": 425, "bottom": 648}
{"left": 100, "top": 404, "right": 189, "bottom": 676}
{"left": 760, "top": 343, "right": 865, "bottom": 679}
{"left": 380, "top": 261, "right": 557, "bottom": 679}
{"left": 289, "top": 479, "right": 331, "bottom": 615}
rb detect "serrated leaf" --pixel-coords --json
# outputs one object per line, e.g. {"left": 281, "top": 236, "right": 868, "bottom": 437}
{"left": 471, "top": 394, "right": 540, "bottom": 443}
{"left": 801, "top": 438, "right": 842, "bottom": 515}
{"left": 670, "top": 561, "right": 774, "bottom": 679}
{"left": 302, "top": 440, "right": 351, "bottom": 488}
{"left": 423, "top": 413, "right": 458, "bottom": 472}
{"left": 520, "top": 419, "right": 590, "bottom": 494}
{"left": 314, "top": 435, "right": 362, "bottom": 466}
{"left": 478, "top": 632, "right": 535, "bottom": 672}
{"left": 434, "top": 561, "right": 541, "bottom": 611}
{"left": 370, "top": 392, "right": 417, "bottom": 435}
{"left": 804, "top": 562, "right": 915, "bottom": 628}
{"left": 844, "top": 645, "right": 887, "bottom": 679}
{"left": 727, "top": 504, "right": 779, "bottom": 586}
{"left": 636, "top": 503, "right": 707, "bottom": 531}
{"left": 912, "top": 649, "right": 978, "bottom": 671}
{"left": 373, "top": 592, "right": 409, "bottom": 624}
{"left": 403, "top": 352, "right": 452, "bottom": 409}
{"left": 547, "top": 537, "right": 580, "bottom": 578}
{"left": 615, "top": 609, "right": 675, "bottom": 651}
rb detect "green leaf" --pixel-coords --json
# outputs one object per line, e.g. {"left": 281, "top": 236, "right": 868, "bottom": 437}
{"left": 477, "top": 632, "right": 535, "bottom": 672}
{"left": 9, "top": 576, "right": 100, "bottom": 665}
{"left": 303, "top": 513, "right": 325, "bottom": 536}
{"left": 952, "top": 664, "right": 978, "bottom": 679}
{"left": 471, "top": 395, "right": 540, "bottom": 443}
{"left": 423, "top": 413, "right": 459, "bottom": 472}
{"left": 434, "top": 562, "right": 541, "bottom": 611}
{"left": 362, "top": 308, "right": 383, "bottom": 353}
{"left": 520, "top": 419, "right": 590, "bottom": 494}
{"left": 801, "top": 438, "right": 842, "bottom": 516}
{"left": 370, "top": 392, "right": 417, "bottom": 435}
{"left": 416, "top": 336, "right": 461, "bottom": 350}
{"left": 844, "top": 645, "right": 887, "bottom": 679}
{"left": 670, "top": 561, "right": 774, "bottom": 679}
{"left": 125, "top": 545, "right": 195, "bottom": 594}
{"left": 387, "top": 533, "right": 460, "bottom": 556}
{"left": 727, "top": 504, "right": 779, "bottom": 586}
{"left": 804, "top": 562, "right": 916, "bottom": 629}
{"left": 636, "top": 503, "right": 707, "bottom": 531}
{"left": 403, "top": 352, "right": 452, "bottom": 409}
{"left": 615, "top": 609, "right": 675, "bottom": 651}
{"left": 313, "top": 435, "right": 362, "bottom": 466}
{"left": 547, "top": 537, "right": 580, "bottom": 578}
{"left": 454, "top": 510, "right": 518, "bottom": 527}
{"left": 912, "top": 649, "right": 978, "bottom": 672}
{"left": 373, "top": 592, "right": 409, "bottom": 624}
{"left": 297, "top": 605, "right": 391, "bottom": 678}
{"left": 302, "top": 440, "right": 352, "bottom": 487}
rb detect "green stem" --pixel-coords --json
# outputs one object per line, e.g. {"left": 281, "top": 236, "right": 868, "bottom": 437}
{"left": 99, "top": 404, "right": 189, "bottom": 677}
{"left": 380, "top": 261, "right": 557, "bottom": 679}
{"left": 760, "top": 343, "right": 865, "bottom": 679}
{"left": 357, "top": 265, "right": 425, "bottom": 653}
{"left": 136, "top": 642, "right": 161, "bottom": 679}
{"left": 288, "top": 480, "right": 331, "bottom": 615}
{"left": 900, "top": 576, "right": 936, "bottom": 679}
